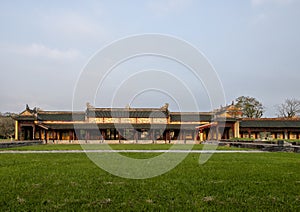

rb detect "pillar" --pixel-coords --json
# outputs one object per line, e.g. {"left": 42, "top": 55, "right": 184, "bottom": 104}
{"left": 284, "top": 130, "right": 288, "bottom": 139}
{"left": 216, "top": 127, "right": 219, "bottom": 140}
{"left": 85, "top": 130, "right": 89, "bottom": 140}
{"left": 45, "top": 130, "right": 48, "bottom": 142}
{"left": 179, "top": 131, "right": 183, "bottom": 140}
{"left": 200, "top": 131, "right": 204, "bottom": 141}
{"left": 15, "top": 120, "right": 18, "bottom": 140}
{"left": 233, "top": 121, "right": 240, "bottom": 138}
{"left": 32, "top": 126, "right": 36, "bottom": 140}
{"left": 134, "top": 131, "right": 138, "bottom": 143}
{"left": 39, "top": 129, "right": 41, "bottom": 140}
{"left": 151, "top": 130, "right": 155, "bottom": 143}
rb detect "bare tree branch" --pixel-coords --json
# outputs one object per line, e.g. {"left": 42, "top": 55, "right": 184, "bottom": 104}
{"left": 276, "top": 98, "right": 300, "bottom": 118}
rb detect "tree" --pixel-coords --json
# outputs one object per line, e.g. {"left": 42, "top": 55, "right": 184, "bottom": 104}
{"left": 0, "top": 114, "right": 15, "bottom": 139}
{"left": 235, "top": 96, "right": 264, "bottom": 118}
{"left": 276, "top": 98, "right": 300, "bottom": 118}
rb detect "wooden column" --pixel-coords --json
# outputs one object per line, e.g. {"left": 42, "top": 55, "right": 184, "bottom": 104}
{"left": 45, "top": 130, "right": 48, "bottom": 143}
{"left": 199, "top": 130, "right": 204, "bottom": 141}
{"left": 69, "top": 130, "right": 72, "bottom": 141}
{"left": 32, "top": 125, "right": 35, "bottom": 140}
{"left": 151, "top": 130, "right": 155, "bottom": 143}
{"left": 179, "top": 131, "right": 183, "bottom": 140}
{"left": 194, "top": 130, "right": 198, "bottom": 141}
{"left": 134, "top": 131, "right": 138, "bottom": 143}
{"left": 284, "top": 130, "right": 288, "bottom": 139}
{"left": 123, "top": 129, "right": 125, "bottom": 140}
{"left": 233, "top": 121, "right": 240, "bottom": 138}
{"left": 85, "top": 130, "right": 89, "bottom": 140}
{"left": 38, "top": 129, "right": 41, "bottom": 140}
{"left": 14, "top": 121, "right": 18, "bottom": 141}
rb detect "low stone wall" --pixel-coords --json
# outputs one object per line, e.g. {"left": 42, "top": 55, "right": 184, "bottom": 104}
{"left": 43, "top": 140, "right": 200, "bottom": 145}
{"left": 0, "top": 141, "right": 43, "bottom": 148}
{"left": 261, "top": 146, "right": 295, "bottom": 152}
{"left": 220, "top": 140, "right": 300, "bottom": 153}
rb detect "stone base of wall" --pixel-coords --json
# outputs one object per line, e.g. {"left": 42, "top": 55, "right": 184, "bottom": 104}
{"left": 42, "top": 140, "right": 200, "bottom": 145}
{"left": 0, "top": 141, "right": 43, "bottom": 148}
{"left": 262, "top": 146, "right": 295, "bottom": 152}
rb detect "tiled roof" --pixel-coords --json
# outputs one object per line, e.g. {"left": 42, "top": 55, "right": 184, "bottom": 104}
{"left": 37, "top": 112, "right": 85, "bottom": 121}
{"left": 14, "top": 115, "right": 35, "bottom": 121}
{"left": 170, "top": 112, "right": 212, "bottom": 122}
{"left": 87, "top": 108, "right": 168, "bottom": 118}
{"left": 167, "top": 124, "right": 200, "bottom": 130}
{"left": 240, "top": 119, "right": 300, "bottom": 128}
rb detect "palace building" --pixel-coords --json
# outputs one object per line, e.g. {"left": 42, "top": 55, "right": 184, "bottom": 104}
{"left": 13, "top": 103, "right": 300, "bottom": 142}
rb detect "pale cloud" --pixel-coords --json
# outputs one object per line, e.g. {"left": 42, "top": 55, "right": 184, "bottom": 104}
{"left": 252, "top": 0, "right": 294, "bottom": 7}
{"left": 147, "top": 0, "right": 193, "bottom": 16}
{"left": 41, "top": 12, "right": 108, "bottom": 42}
{"left": 251, "top": 13, "right": 268, "bottom": 25}
{"left": 8, "top": 43, "right": 82, "bottom": 61}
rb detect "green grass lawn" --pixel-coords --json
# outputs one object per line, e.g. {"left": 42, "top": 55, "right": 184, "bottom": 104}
{"left": 0, "top": 143, "right": 251, "bottom": 151}
{"left": 0, "top": 150, "right": 299, "bottom": 211}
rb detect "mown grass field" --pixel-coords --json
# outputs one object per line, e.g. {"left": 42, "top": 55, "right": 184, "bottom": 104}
{"left": 0, "top": 145, "right": 299, "bottom": 211}
{"left": 0, "top": 143, "right": 249, "bottom": 151}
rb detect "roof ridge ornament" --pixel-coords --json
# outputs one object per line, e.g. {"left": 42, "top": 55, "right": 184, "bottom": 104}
{"left": 125, "top": 104, "right": 131, "bottom": 109}
{"left": 86, "top": 102, "right": 94, "bottom": 109}
{"left": 161, "top": 103, "right": 169, "bottom": 111}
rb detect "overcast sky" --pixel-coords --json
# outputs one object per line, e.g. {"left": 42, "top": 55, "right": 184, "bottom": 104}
{"left": 0, "top": 0, "right": 299, "bottom": 117}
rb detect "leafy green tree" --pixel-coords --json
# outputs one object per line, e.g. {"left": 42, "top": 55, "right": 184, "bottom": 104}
{"left": 235, "top": 96, "right": 264, "bottom": 118}
{"left": 276, "top": 98, "right": 300, "bottom": 118}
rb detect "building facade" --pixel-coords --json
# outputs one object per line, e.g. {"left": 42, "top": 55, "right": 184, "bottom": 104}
{"left": 13, "top": 104, "right": 300, "bottom": 142}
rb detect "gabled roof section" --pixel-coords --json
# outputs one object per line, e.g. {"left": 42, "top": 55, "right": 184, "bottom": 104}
{"left": 214, "top": 103, "right": 242, "bottom": 119}
{"left": 13, "top": 104, "right": 37, "bottom": 121}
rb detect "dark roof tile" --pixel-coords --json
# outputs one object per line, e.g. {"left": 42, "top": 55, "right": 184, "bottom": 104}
{"left": 37, "top": 112, "right": 85, "bottom": 121}
{"left": 87, "top": 108, "right": 168, "bottom": 118}
{"left": 170, "top": 112, "right": 212, "bottom": 122}
{"left": 240, "top": 119, "right": 300, "bottom": 128}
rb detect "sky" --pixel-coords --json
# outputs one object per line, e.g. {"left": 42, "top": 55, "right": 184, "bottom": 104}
{"left": 0, "top": 0, "right": 299, "bottom": 117}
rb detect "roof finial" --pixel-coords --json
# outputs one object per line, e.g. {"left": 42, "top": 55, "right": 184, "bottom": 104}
{"left": 86, "top": 102, "right": 94, "bottom": 109}
{"left": 161, "top": 103, "right": 169, "bottom": 110}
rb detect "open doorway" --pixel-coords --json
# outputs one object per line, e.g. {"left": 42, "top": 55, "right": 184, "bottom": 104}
{"left": 21, "top": 126, "right": 33, "bottom": 140}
